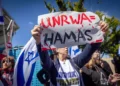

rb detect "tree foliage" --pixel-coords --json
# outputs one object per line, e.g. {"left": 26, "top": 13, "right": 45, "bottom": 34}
{"left": 44, "top": 0, "right": 86, "bottom": 12}
{"left": 96, "top": 11, "right": 120, "bottom": 57}
{"left": 44, "top": 0, "right": 120, "bottom": 57}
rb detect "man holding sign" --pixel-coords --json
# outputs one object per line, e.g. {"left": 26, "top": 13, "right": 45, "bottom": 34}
{"left": 31, "top": 11, "right": 108, "bottom": 86}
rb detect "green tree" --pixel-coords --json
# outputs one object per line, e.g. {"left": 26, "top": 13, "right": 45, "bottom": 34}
{"left": 96, "top": 11, "right": 120, "bottom": 57}
{"left": 44, "top": 0, "right": 120, "bottom": 57}
{"left": 44, "top": 0, "right": 86, "bottom": 12}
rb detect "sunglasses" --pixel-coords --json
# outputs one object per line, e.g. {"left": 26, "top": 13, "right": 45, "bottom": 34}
{"left": 2, "top": 60, "right": 10, "bottom": 63}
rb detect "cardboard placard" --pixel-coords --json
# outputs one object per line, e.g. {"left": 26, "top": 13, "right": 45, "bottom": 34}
{"left": 38, "top": 11, "right": 104, "bottom": 49}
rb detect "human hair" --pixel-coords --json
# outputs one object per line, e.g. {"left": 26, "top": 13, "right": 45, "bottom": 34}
{"left": 1, "top": 57, "right": 8, "bottom": 68}
{"left": 85, "top": 58, "right": 95, "bottom": 69}
{"left": 1, "top": 56, "right": 15, "bottom": 69}
{"left": 8, "top": 56, "right": 15, "bottom": 68}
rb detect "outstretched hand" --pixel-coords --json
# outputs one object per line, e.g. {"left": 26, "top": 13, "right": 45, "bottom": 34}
{"left": 99, "top": 21, "right": 109, "bottom": 34}
{"left": 108, "top": 73, "right": 120, "bottom": 84}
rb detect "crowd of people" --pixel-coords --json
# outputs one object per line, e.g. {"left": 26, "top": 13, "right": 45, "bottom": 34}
{"left": 31, "top": 21, "right": 120, "bottom": 86}
{"left": 0, "top": 21, "right": 120, "bottom": 86}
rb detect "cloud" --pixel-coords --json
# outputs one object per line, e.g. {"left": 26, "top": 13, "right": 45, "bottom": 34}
{"left": 28, "top": 22, "right": 34, "bottom": 25}
{"left": 101, "top": 11, "right": 111, "bottom": 18}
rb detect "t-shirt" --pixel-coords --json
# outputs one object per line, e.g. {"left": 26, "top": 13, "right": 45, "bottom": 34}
{"left": 56, "top": 59, "right": 80, "bottom": 86}
{"left": 97, "top": 66, "right": 109, "bottom": 86}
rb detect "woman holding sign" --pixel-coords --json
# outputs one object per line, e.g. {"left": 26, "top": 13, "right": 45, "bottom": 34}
{"left": 31, "top": 21, "right": 108, "bottom": 86}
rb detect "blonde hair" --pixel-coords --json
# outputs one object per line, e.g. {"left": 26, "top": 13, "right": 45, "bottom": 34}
{"left": 85, "top": 57, "right": 95, "bottom": 69}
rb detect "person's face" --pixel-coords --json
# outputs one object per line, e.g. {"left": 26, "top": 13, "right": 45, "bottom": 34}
{"left": 2, "top": 59, "right": 9, "bottom": 69}
{"left": 56, "top": 47, "right": 68, "bottom": 58}
{"left": 92, "top": 51, "right": 100, "bottom": 65}
{"left": 8, "top": 61, "right": 12, "bottom": 68}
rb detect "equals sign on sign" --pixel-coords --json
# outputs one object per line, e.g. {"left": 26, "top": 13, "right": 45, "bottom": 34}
{"left": 89, "top": 16, "right": 95, "bottom": 20}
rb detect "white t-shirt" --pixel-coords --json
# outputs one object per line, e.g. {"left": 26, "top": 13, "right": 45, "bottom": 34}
{"left": 56, "top": 59, "right": 80, "bottom": 86}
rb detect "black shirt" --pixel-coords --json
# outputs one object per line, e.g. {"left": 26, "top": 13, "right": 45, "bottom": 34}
{"left": 82, "top": 65, "right": 111, "bottom": 86}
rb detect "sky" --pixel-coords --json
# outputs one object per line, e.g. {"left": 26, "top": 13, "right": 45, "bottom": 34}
{"left": 2, "top": 0, "right": 120, "bottom": 47}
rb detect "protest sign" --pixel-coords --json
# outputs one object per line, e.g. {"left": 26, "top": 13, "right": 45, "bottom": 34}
{"left": 38, "top": 11, "right": 104, "bottom": 49}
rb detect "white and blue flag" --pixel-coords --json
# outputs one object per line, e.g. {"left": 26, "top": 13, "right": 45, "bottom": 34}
{"left": 0, "top": 0, "right": 4, "bottom": 25}
{"left": 68, "top": 45, "right": 82, "bottom": 58}
{"left": 13, "top": 37, "right": 40, "bottom": 86}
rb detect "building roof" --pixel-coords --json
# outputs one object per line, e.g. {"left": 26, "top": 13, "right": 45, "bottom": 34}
{"left": 0, "top": 8, "right": 19, "bottom": 48}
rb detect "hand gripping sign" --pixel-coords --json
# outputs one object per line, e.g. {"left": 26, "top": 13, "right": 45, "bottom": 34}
{"left": 38, "top": 11, "right": 104, "bottom": 50}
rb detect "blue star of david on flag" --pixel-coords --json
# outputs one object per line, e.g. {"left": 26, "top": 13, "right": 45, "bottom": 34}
{"left": 25, "top": 51, "right": 39, "bottom": 64}
{"left": 13, "top": 37, "right": 40, "bottom": 86}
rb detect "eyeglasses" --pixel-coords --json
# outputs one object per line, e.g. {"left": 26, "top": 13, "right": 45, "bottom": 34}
{"left": 2, "top": 60, "right": 10, "bottom": 63}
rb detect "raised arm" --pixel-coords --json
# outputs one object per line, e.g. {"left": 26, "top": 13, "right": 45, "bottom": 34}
{"left": 31, "top": 25, "right": 53, "bottom": 71}
{"left": 73, "top": 21, "right": 109, "bottom": 68}
{"left": 37, "top": 43, "right": 53, "bottom": 71}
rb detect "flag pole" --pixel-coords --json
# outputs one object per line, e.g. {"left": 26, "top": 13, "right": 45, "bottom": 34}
{"left": 7, "top": 20, "right": 13, "bottom": 49}
{"left": 5, "top": 20, "right": 13, "bottom": 57}
{"left": 6, "top": 19, "right": 13, "bottom": 42}
{"left": 7, "top": 20, "right": 12, "bottom": 31}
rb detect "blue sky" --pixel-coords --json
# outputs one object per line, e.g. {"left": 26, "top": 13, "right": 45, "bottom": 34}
{"left": 2, "top": 0, "right": 120, "bottom": 47}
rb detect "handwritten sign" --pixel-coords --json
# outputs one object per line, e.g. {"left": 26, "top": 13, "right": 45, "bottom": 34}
{"left": 38, "top": 11, "right": 104, "bottom": 49}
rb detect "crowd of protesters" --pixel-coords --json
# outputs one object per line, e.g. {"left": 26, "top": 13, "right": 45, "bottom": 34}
{"left": 0, "top": 21, "right": 120, "bottom": 86}
{"left": 36, "top": 50, "right": 120, "bottom": 86}
{"left": 31, "top": 21, "right": 120, "bottom": 86}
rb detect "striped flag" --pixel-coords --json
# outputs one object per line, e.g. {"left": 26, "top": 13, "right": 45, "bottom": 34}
{"left": 13, "top": 37, "right": 40, "bottom": 86}
{"left": 68, "top": 45, "right": 82, "bottom": 58}
{"left": 6, "top": 20, "right": 14, "bottom": 49}
{"left": 0, "top": 0, "right": 4, "bottom": 25}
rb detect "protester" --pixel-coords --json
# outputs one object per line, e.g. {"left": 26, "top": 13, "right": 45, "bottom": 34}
{"left": 0, "top": 56, "right": 15, "bottom": 86}
{"left": 37, "top": 50, "right": 57, "bottom": 86}
{"left": 92, "top": 50, "right": 113, "bottom": 76}
{"left": 81, "top": 50, "right": 120, "bottom": 86}
{"left": 113, "top": 55, "right": 120, "bottom": 73}
{"left": 31, "top": 21, "right": 108, "bottom": 86}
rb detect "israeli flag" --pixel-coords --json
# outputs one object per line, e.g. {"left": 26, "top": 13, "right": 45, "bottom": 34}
{"left": 0, "top": 1, "right": 4, "bottom": 25}
{"left": 68, "top": 46, "right": 82, "bottom": 58}
{"left": 13, "top": 37, "right": 40, "bottom": 86}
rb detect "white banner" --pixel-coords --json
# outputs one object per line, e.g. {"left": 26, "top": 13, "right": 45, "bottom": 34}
{"left": 38, "top": 11, "right": 104, "bottom": 49}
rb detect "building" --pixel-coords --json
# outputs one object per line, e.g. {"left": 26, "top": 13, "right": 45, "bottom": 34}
{"left": 9, "top": 46, "right": 23, "bottom": 60}
{"left": 0, "top": 8, "right": 43, "bottom": 86}
{"left": 0, "top": 8, "right": 19, "bottom": 55}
